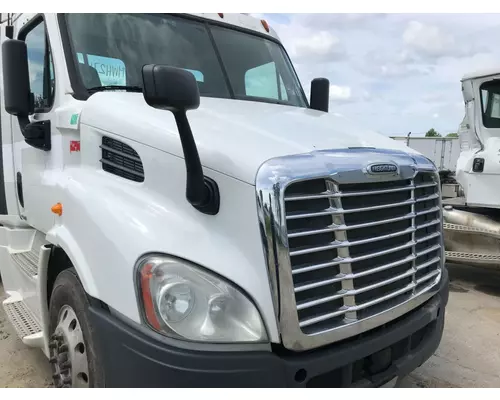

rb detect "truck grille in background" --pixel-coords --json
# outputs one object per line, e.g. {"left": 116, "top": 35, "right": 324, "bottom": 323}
{"left": 100, "top": 136, "right": 144, "bottom": 182}
{"left": 284, "top": 172, "right": 441, "bottom": 335}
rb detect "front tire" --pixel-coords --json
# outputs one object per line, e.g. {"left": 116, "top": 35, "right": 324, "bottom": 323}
{"left": 48, "top": 268, "right": 105, "bottom": 388}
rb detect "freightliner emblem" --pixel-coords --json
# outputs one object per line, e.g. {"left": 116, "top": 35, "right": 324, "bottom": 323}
{"left": 366, "top": 163, "right": 398, "bottom": 174}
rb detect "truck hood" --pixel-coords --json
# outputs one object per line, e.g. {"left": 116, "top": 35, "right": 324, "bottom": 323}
{"left": 81, "top": 93, "right": 420, "bottom": 184}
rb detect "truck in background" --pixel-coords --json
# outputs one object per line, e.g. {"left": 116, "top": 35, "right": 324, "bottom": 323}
{"left": 391, "top": 136, "right": 460, "bottom": 199}
{"left": 0, "top": 13, "right": 449, "bottom": 388}
{"left": 391, "top": 136, "right": 460, "bottom": 174}
{"left": 442, "top": 68, "right": 500, "bottom": 269}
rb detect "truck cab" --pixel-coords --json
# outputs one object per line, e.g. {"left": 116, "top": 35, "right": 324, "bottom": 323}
{"left": 0, "top": 13, "right": 449, "bottom": 388}
{"left": 453, "top": 69, "right": 500, "bottom": 209}
{"left": 441, "top": 69, "right": 500, "bottom": 267}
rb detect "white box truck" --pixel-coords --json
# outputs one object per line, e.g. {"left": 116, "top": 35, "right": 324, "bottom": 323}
{"left": 391, "top": 136, "right": 460, "bottom": 174}
{"left": 0, "top": 13, "right": 449, "bottom": 388}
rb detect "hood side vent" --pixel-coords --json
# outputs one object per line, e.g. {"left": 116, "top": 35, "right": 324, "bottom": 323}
{"left": 100, "top": 136, "right": 144, "bottom": 182}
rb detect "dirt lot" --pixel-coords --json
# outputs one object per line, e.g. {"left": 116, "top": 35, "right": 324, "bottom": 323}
{"left": 1, "top": 262, "right": 500, "bottom": 388}
{"left": 399, "top": 263, "right": 500, "bottom": 388}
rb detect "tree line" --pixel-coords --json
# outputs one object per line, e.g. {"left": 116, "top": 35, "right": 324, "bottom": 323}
{"left": 425, "top": 128, "right": 458, "bottom": 138}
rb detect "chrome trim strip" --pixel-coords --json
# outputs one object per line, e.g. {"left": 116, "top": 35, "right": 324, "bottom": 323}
{"left": 417, "top": 244, "right": 442, "bottom": 257}
{"left": 286, "top": 198, "right": 415, "bottom": 220}
{"left": 292, "top": 240, "right": 416, "bottom": 275}
{"left": 285, "top": 181, "right": 437, "bottom": 202}
{"left": 255, "top": 148, "right": 444, "bottom": 351}
{"left": 299, "top": 273, "right": 441, "bottom": 328}
{"left": 416, "top": 219, "right": 441, "bottom": 230}
{"left": 296, "top": 268, "right": 416, "bottom": 311}
{"left": 294, "top": 254, "right": 417, "bottom": 292}
{"left": 416, "top": 206, "right": 440, "bottom": 216}
{"left": 289, "top": 226, "right": 415, "bottom": 257}
{"left": 287, "top": 212, "right": 416, "bottom": 238}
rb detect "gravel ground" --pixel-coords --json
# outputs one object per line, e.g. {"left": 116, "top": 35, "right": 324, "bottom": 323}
{"left": 0, "top": 287, "right": 51, "bottom": 387}
{"left": 1, "top": 262, "right": 500, "bottom": 388}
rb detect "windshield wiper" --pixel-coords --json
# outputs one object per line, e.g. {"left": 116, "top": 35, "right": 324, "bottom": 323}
{"left": 87, "top": 85, "right": 143, "bottom": 93}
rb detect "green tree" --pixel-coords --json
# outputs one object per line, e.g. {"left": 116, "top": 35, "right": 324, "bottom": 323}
{"left": 425, "top": 128, "right": 441, "bottom": 137}
{"left": 446, "top": 132, "right": 458, "bottom": 137}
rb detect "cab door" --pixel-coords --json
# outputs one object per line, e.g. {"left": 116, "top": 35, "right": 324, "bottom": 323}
{"left": 12, "top": 15, "right": 56, "bottom": 231}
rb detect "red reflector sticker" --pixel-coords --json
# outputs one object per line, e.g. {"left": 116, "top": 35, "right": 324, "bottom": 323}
{"left": 70, "top": 140, "right": 81, "bottom": 153}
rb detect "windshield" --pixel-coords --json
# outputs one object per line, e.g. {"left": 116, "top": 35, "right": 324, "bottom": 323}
{"left": 63, "top": 13, "right": 307, "bottom": 107}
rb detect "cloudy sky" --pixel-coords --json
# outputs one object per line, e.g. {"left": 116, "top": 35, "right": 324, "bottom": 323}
{"left": 253, "top": 13, "right": 500, "bottom": 137}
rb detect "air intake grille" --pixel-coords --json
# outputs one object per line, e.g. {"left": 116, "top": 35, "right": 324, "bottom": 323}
{"left": 100, "top": 136, "right": 144, "bottom": 182}
{"left": 284, "top": 172, "right": 441, "bottom": 335}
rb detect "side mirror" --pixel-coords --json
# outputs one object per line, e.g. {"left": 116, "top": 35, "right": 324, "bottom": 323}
{"left": 142, "top": 65, "right": 219, "bottom": 215}
{"left": 310, "top": 78, "right": 330, "bottom": 113}
{"left": 2, "top": 39, "right": 50, "bottom": 151}
{"left": 1, "top": 39, "right": 32, "bottom": 117}
{"left": 142, "top": 65, "right": 200, "bottom": 112}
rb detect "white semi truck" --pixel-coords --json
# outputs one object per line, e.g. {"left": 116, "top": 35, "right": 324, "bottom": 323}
{"left": 0, "top": 13, "right": 449, "bottom": 388}
{"left": 442, "top": 68, "right": 500, "bottom": 267}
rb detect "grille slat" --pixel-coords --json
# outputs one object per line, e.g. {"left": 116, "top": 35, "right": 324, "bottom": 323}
{"left": 285, "top": 182, "right": 437, "bottom": 202}
{"left": 299, "top": 282, "right": 416, "bottom": 328}
{"left": 286, "top": 198, "right": 416, "bottom": 220}
{"left": 101, "top": 136, "right": 144, "bottom": 182}
{"left": 288, "top": 212, "right": 416, "bottom": 238}
{"left": 295, "top": 254, "right": 418, "bottom": 293}
{"left": 285, "top": 171, "right": 442, "bottom": 336}
{"left": 290, "top": 226, "right": 416, "bottom": 257}
{"left": 298, "top": 267, "right": 440, "bottom": 329}
{"left": 297, "top": 267, "right": 416, "bottom": 311}
{"left": 292, "top": 240, "right": 416, "bottom": 275}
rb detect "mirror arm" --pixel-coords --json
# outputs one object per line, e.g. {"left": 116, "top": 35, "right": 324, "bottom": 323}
{"left": 173, "top": 111, "right": 220, "bottom": 215}
{"left": 18, "top": 116, "right": 51, "bottom": 151}
{"left": 17, "top": 115, "right": 30, "bottom": 133}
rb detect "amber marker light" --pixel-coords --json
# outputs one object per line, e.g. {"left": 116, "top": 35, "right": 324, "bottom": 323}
{"left": 140, "top": 263, "right": 161, "bottom": 330}
{"left": 51, "top": 203, "right": 63, "bottom": 216}
{"left": 261, "top": 19, "right": 270, "bottom": 32}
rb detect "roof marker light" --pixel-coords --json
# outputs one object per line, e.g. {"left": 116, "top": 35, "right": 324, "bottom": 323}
{"left": 218, "top": 13, "right": 224, "bottom": 18}
{"left": 261, "top": 19, "right": 270, "bottom": 32}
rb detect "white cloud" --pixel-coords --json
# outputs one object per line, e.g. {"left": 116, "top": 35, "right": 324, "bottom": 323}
{"left": 329, "top": 85, "right": 351, "bottom": 101}
{"left": 295, "top": 13, "right": 388, "bottom": 31}
{"left": 357, "top": 49, "right": 434, "bottom": 79}
{"left": 259, "top": 13, "right": 500, "bottom": 135}
{"left": 292, "top": 31, "right": 344, "bottom": 61}
{"left": 402, "top": 20, "right": 474, "bottom": 60}
{"left": 433, "top": 113, "right": 440, "bottom": 119}
{"left": 263, "top": 15, "right": 347, "bottom": 64}
{"left": 284, "top": 30, "right": 345, "bottom": 63}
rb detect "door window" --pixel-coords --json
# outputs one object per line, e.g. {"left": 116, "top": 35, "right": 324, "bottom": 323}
{"left": 480, "top": 80, "right": 500, "bottom": 128}
{"left": 23, "top": 19, "right": 55, "bottom": 111}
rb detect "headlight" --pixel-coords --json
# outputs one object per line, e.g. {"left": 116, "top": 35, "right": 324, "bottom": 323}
{"left": 136, "top": 255, "right": 268, "bottom": 343}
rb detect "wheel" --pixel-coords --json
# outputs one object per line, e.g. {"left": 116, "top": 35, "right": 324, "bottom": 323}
{"left": 48, "top": 268, "right": 105, "bottom": 388}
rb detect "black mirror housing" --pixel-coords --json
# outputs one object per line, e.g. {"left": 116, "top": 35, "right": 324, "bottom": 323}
{"left": 141, "top": 64, "right": 219, "bottom": 215}
{"left": 2, "top": 39, "right": 32, "bottom": 117}
{"left": 310, "top": 77, "right": 330, "bottom": 113}
{"left": 142, "top": 65, "right": 200, "bottom": 112}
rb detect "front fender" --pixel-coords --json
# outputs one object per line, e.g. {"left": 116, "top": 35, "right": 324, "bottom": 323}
{"left": 44, "top": 137, "right": 279, "bottom": 342}
{"left": 46, "top": 224, "right": 99, "bottom": 298}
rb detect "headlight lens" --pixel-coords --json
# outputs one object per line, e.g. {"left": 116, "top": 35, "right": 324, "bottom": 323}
{"left": 137, "top": 256, "right": 268, "bottom": 343}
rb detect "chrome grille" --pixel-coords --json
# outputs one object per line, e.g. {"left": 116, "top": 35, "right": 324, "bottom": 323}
{"left": 284, "top": 172, "right": 442, "bottom": 335}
